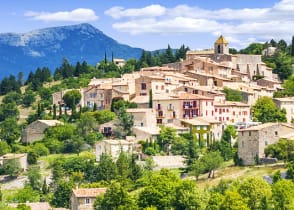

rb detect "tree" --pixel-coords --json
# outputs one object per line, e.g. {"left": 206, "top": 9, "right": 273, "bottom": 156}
{"left": 252, "top": 96, "right": 287, "bottom": 123}
{"left": 2, "top": 158, "right": 22, "bottom": 177}
{"left": 190, "top": 159, "right": 206, "bottom": 180}
{"left": 76, "top": 112, "right": 97, "bottom": 136}
{"left": 115, "top": 107, "right": 134, "bottom": 138}
{"left": 0, "top": 102, "right": 19, "bottom": 121}
{"left": 220, "top": 191, "right": 249, "bottom": 210}
{"left": 291, "top": 36, "right": 294, "bottom": 56}
{"left": 238, "top": 177, "right": 272, "bottom": 210}
{"left": 201, "top": 151, "right": 223, "bottom": 178}
{"left": 96, "top": 154, "right": 117, "bottom": 182}
{"left": 273, "top": 52, "right": 293, "bottom": 81}
{"left": 92, "top": 110, "right": 115, "bottom": 124}
{"left": 138, "top": 169, "right": 180, "bottom": 209}
{"left": 272, "top": 179, "right": 294, "bottom": 210}
{"left": 173, "top": 180, "right": 209, "bottom": 210}
{"left": 0, "top": 117, "right": 21, "bottom": 144}
{"left": 222, "top": 87, "right": 243, "bottom": 102}
{"left": 27, "top": 166, "right": 42, "bottom": 191}
{"left": 158, "top": 126, "right": 177, "bottom": 154}
{"left": 0, "top": 141, "right": 11, "bottom": 156}
{"left": 7, "top": 186, "right": 39, "bottom": 203}
{"left": 22, "top": 90, "right": 36, "bottom": 107}
{"left": 62, "top": 90, "right": 81, "bottom": 109}
{"left": 286, "top": 161, "right": 294, "bottom": 181}
{"left": 2, "top": 91, "right": 22, "bottom": 105}
{"left": 51, "top": 180, "right": 74, "bottom": 208}
{"left": 94, "top": 182, "right": 137, "bottom": 210}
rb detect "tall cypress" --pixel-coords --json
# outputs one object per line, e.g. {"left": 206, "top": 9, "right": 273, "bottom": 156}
{"left": 53, "top": 104, "right": 57, "bottom": 119}
{"left": 291, "top": 36, "right": 294, "bottom": 56}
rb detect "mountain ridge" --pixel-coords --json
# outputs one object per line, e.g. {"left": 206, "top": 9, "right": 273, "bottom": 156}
{"left": 0, "top": 23, "right": 143, "bottom": 78}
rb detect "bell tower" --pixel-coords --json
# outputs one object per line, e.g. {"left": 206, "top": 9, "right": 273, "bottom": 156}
{"left": 214, "top": 35, "right": 229, "bottom": 54}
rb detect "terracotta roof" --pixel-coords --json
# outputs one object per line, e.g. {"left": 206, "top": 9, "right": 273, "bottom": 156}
{"left": 72, "top": 188, "right": 107, "bottom": 198}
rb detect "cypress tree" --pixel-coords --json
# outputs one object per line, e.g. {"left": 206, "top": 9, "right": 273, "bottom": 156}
{"left": 53, "top": 104, "right": 57, "bottom": 119}
{"left": 291, "top": 36, "right": 294, "bottom": 56}
{"left": 149, "top": 89, "right": 153, "bottom": 108}
{"left": 93, "top": 103, "right": 97, "bottom": 111}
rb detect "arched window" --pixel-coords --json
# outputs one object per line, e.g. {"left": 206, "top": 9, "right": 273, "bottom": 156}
{"left": 217, "top": 45, "right": 221, "bottom": 54}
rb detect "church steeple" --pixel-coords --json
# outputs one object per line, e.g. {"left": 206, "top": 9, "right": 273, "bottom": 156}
{"left": 214, "top": 35, "right": 229, "bottom": 54}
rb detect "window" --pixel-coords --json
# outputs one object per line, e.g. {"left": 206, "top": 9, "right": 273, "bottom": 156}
{"left": 215, "top": 108, "right": 218, "bottom": 112}
{"left": 156, "top": 85, "right": 158, "bottom": 90}
{"left": 197, "top": 126, "right": 200, "bottom": 130}
{"left": 265, "top": 141, "right": 268, "bottom": 146}
{"left": 141, "top": 83, "right": 147, "bottom": 90}
{"left": 249, "top": 131, "right": 251, "bottom": 136}
{"left": 184, "top": 87, "right": 188, "bottom": 92}
{"left": 203, "top": 126, "right": 207, "bottom": 130}
{"left": 161, "top": 85, "right": 164, "bottom": 90}
{"left": 141, "top": 122, "right": 144, "bottom": 127}
{"left": 85, "top": 198, "right": 91, "bottom": 204}
{"left": 275, "top": 131, "right": 278, "bottom": 136}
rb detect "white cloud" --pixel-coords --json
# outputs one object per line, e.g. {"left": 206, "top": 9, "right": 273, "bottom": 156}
{"left": 105, "top": 4, "right": 166, "bottom": 19}
{"left": 25, "top": 8, "right": 98, "bottom": 22}
{"left": 105, "top": 0, "right": 294, "bottom": 47}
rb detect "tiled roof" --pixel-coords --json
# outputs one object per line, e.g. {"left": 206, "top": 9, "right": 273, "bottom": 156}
{"left": 72, "top": 188, "right": 107, "bottom": 198}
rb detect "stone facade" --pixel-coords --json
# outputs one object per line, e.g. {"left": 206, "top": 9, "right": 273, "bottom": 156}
{"left": 95, "top": 140, "right": 134, "bottom": 161}
{"left": 126, "top": 108, "right": 157, "bottom": 127}
{"left": 274, "top": 97, "right": 294, "bottom": 123}
{"left": 21, "top": 120, "right": 63, "bottom": 144}
{"left": 70, "top": 188, "right": 106, "bottom": 210}
{"left": 238, "top": 123, "right": 294, "bottom": 165}
{"left": 0, "top": 153, "right": 28, "bottom": 172}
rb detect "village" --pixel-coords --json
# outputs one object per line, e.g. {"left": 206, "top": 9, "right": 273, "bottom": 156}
{"left": 1, "top": 35, "right": 294, "bottom": 210}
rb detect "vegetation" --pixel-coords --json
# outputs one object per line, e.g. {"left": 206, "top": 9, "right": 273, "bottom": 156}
{"left": 222, "top": 87, "right": 243, "bottom": 102}
{"left": 252, "top": 96, "right": 287, "bottom": 123}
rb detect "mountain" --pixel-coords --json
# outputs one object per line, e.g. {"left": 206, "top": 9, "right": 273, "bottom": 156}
{"left": 0, "top": 23, "right": 143, "bottom": 78}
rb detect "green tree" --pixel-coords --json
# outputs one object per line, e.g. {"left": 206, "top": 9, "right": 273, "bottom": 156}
{"left": 0, "top": 141, "right": 11, "bottom": 156}
{"left": 238, "top": 177, "right": 272, "bottom": 210}
{"left": 222, "top": 87, "right": 243, "bottom": 102}
{"left": 252, "top": 96, "right": 287, "bottom": 123}
{"left": 2, "top": 91, "right": 22, "bottom": 105}
{"left": 206, "top": 192, "right": 224, "bottom": 210}
{"left": 0, "top": 117, "right": 21, "bottom": 144}
{"left": 201, "top": 151, "right": 223, "bottom": 178}
{"left": 76, "top": 112, "right": 97, "bottom": 136}
{"left": 273, "top": 52, "right": 293, "bottom": 81}
{"left": 7, "top": 186, "right": 39, "bottom": 203}
{"left": 96, "top": 154, "right": 117, "bottom": 182}
{"left": 0, "top": 102, "right": 19, "bottom": 121}
{"left": 272, "top": 179, "right": 294, "bottom": 210}
{"left": 27, "top": 166, "right": 42, "bottom": 191}
{"left": 92, "top": 110, "right": 115, "bottom": 124}
{"left": 138, "top": 169, "right": 180, "bottom": 209}
{"left": 190, "top": 159, "right": 205, "bottom": 180}
{"left": 62, "top": 90, "right": 81, "bottom": 109}
{"left": 94, "top": 182, "right": 137, "bottom": 210}
{"left": 286, "top": 161, "right": 294, "bottom": 181}
{"left": 291, "top": 36, "right": 294, "bottom": 56}
{"left": 22, "top": 90, "right": 36, "bottom": 107}
{"left": 115, "top": 107, "right": 134, "bottom": 138}
{"left": 51, "top": 180, "right": 74, "bottom": 208}
{"left": 173, "top": 180, "right": 209, "bottom": 210}
{"left": 158, "top": 126, "right": 177, "bottom": 154}
{"left": 220, "top": 191, "right": 249, "bottom": 210}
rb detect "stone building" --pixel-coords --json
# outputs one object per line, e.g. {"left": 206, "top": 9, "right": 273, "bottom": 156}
{"left": 70, "top": 188, "right": 106, "bottom": 210}
{"left": 274, "top": 97, "right": 294, "bottom": 123}
{"left": 238, "top": 123, "right": 294, "bottom": 165}
{"left": 95, "top": 140, "right": 134, "bottom": 161}
{"left": 21, "top": 120, "right": 63, "bottom": 143}
{"left": 0, "top": 153, "right": 28, "bottom": 172}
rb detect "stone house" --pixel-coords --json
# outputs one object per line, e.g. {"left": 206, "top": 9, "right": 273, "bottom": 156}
{"left": 70, "top": 188, "right": 106, "bottom": 210}
{"left": 95, "top": 140, "right": 134, "bottom": 161}
{"left": 274, "top": 97, "right": 294, "bottom": 123}
{"left": 126, "top": 108, "right": 157, "bottom": 128}
{"left": 0, "top": 153, "right": 28, "bottom": 172}
{"left": 21, "top": 120, "right": 63, "bottom": 144}
{"left": 238, "top": 123, "right": 294, "bottom": 165}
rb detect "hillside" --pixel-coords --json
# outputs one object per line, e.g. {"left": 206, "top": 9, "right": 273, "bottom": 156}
{"left": 0, "top": 23, "right": 143, "bottom": 78}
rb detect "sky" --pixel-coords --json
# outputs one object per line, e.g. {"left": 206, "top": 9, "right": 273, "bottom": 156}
{"left": 0, "top": 0, "right": 293, "bottom": 50}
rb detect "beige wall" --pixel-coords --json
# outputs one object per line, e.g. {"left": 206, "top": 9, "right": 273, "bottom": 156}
{"left": 96, "top": 140, "right": 133, "bottom": 161}
{"left": 274, "top": 98, "right": 294, "bottom": 123}
{"left": 214, "top": 103, "right": 250, "bottom": 125}
{"left": 238, "top": 124, "right": 280, "bottom": 165}
{"left": 127, "top": 109, "right": 156, "bottom": 127}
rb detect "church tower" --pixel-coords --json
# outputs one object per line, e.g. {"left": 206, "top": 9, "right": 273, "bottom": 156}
{"left": 214, "top": 35, "right": 229, "bottom": 54}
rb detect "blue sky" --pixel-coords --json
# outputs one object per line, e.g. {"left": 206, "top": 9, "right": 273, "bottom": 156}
{"left": 0, "top": 0, "right": 292, "bottom": 50}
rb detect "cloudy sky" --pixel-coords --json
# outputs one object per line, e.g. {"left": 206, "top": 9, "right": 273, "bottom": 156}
{"left": 1, "top": 0, "right": 293, "bottom": 50}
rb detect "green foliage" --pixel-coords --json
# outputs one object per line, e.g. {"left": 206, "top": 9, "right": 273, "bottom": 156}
{"left": 94, "top": 182, "right": 137, "bottom": 210}
{"left": 0, "top": 141, "right": 11, "bottom": 156}
{"left": 16, "top": 204, "right": 31, "bottom": 210}
{"left": 272, "top": 179, "right": 294, "bottom": 209}
{"left": 7, "top": 186, "right": 40, "bottom": 203}
{"left": 114, "top": 107, "right": 134, "bottom": 138}
{"left": 265, "top": 139, "right": 294, "bottom": 161}
{"left": 76, "top": 112, "right": 98, "bottom": 136}
{"left": 173, "top": 180, "right": 209, "bottom": 210}
{"left": 239, "top": 43, "right": 264, "bottom": 55}
{"left": 96, "top": 154, "right": 117, "bottom": 182}
{"left": 2, "top": 158, "right": 22, "bottom": 177}
{"left": 27, "top": 166, "right": 42, "bottom": 191}
{"left": 252, "top": 96, "right": 287, "bottom": 123}
{"left": 286, "top": 161, "right": 294, "bottom": 181}
{"left": 190, "top": 159, "right": 206, "bottom": 180}
{"left": 220, "top": 190, "right": 249, "bottom": 210}
{"left": 22, "top": 90, "right": 36, "bottom": 107}
{"left": 238, "top": 177, "right": 272, "bottom": 210}
{"left": 90, "top": 109, "right": 115, "bottom": 123}
{"left": 0, "top": 103, "right": 19, "bottom": 121}
{"left": 201, "top": 151, "right": 224, "bottom": 178}
{"left": 222, "top": 87, "right": 243, "bottom": 102}
{"left": 62, "top": 90, "right": 81, "bottom": 109}
{"left": 272, "top": 52, "right": 294, "bottom": 81}
{"left": 138, "top": 169, "right": 180, "bottom": 209}
{"left": 0, "top": 75, "right": 21, "bottom": 95}
{"left": 2, "top": 91, "right": 22, "bottom": 105}
{"left": 158, "top": 126, "right": 177, "bottom": 154}
{"left": 51, "top": 180, "right": 74, "bottom": 208}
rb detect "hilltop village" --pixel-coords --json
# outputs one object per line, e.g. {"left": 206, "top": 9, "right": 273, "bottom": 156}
{"left": 1, "top": 36, "right": 294, "bottom": 210}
